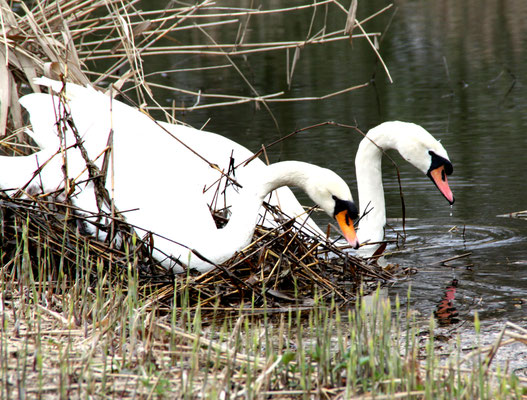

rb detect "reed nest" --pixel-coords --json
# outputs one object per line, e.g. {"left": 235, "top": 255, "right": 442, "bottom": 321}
{"left": 0, "top": 188, "right": 397, "bottom": 313}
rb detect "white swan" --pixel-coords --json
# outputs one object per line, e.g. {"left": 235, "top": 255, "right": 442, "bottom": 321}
{"left": 1, "top": 78, "right": 454, "bottom": 268}
{"left": 15, "top": 78, "right": 325, "bottom": 236}
{"left": 354, "top": 121, "right": 454, "bottom": 256}
{"left": 0, "top": 78, "right": 360, "bottom": 272}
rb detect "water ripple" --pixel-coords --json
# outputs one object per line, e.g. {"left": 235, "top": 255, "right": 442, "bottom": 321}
{"left": 385, "top": 219, "right": 527, "bottom": 324}
{"left": 387, "top": 222, "right": 525, "bottom": 255}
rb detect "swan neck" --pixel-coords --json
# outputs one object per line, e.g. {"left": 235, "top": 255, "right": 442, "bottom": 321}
{"left": 355, "top": 129, "right": 397, "bottom": 245}
{"left": 209, "top": 161, "right": 313, "bottom": 264}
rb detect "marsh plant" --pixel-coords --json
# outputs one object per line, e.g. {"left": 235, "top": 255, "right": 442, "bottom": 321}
{"left": 0, "top": 221, "right": 525, "bottom": 399}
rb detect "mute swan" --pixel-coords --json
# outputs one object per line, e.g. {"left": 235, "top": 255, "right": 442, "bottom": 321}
{"left": 0, "top": 78, "right": 359, "bottom": 272}
{"left": 16, "top": 78, "right": 324, "bottom": 236}
{"left": 355, "top": 121, "right": 454, "bottom": 256}
{"left": 1, "top": 78, "right": 454, "bottom": 268}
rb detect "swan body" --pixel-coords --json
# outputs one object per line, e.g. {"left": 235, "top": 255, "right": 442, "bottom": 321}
{"left": 0, "top": 78, "right": 359, "bottom": 272}
{"left": 176, "top": 160, "right": 359, "bottom": 271}
{"left": 19, "top": 79, "right": 326, "bottom": 236}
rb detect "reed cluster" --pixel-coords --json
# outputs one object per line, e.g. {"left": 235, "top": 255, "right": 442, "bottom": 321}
{"left": 2, "top": 229, "right": 525, "bottom": 398}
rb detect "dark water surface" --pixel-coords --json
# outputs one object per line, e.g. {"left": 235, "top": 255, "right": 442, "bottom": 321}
{"left": 140, "top": 1, "right": 527, "bottom": 324}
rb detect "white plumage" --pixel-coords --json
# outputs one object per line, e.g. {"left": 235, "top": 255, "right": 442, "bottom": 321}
{"left": 0, "top": 78, "right": 454, "bottom": 269}
{"left": 1, "top": 78, "right": 360, "bottom": 272}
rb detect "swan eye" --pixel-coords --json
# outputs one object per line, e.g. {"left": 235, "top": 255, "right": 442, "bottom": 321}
{"left": 331, "top": 195, "right": 359, "bottom": 220}
{"left": 428, "top": 150, "right": 453, "bottom": 175}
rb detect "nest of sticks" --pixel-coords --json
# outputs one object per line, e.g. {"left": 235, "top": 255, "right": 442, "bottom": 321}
{"left": 0, "top": 188, "right": 398, "bottom": 312}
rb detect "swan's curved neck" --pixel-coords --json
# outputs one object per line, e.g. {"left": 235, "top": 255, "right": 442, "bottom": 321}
{"left": 355, "top": 129, "right": 399, "bottom": 246}
{"left": 202, "top": 161, "right": 314, "bottom": 265}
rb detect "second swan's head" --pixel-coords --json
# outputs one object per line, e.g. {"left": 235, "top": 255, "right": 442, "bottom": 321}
{"left": 300, "top": 164, "right": 360, "bottom": 248}
{"left": 370, "top": 121, "right": 455, "bottom": 205}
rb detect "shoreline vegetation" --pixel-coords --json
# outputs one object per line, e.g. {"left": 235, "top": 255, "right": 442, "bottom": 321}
{"left": 0, "top": 1, "right": 526, "bottom": 398}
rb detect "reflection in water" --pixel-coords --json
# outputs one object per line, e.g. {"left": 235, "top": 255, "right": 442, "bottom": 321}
{"left": 434, "top": 279, "right": 460, "bottom": 326}
{"left": 387, "top": 219, "right": 527, "bottom": 323}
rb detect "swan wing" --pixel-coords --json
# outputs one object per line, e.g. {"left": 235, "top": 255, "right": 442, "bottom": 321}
{"left": 159, "top": 122, "right": 326, "bottom": 236}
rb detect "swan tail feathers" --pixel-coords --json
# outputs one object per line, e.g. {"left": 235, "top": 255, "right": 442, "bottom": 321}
{"left": 33, "top": 77, "right": 65, "bottom": 94}
{"left": 0, "top": 153, "right": 44, "bottom": 193}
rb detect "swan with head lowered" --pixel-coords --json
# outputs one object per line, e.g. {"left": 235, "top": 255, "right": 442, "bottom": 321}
{"left": 1, "top": 78, "right": 454, "bottom": 269}
{"left": 354, "top": 121, "right": 454, "bottom": 256}
{"left": 0, "top": 78, "right": 360, "bottom": 272}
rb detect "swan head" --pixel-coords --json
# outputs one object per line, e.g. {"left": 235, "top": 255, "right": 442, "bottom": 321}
{"left": 371, "top": 121, "right": 455, "bottom": 205}
{"left": 426, "top": 150, "right": 454, "bottom": 205}
{"left": 302, "top": 167, "right": 360, "bottom": 248}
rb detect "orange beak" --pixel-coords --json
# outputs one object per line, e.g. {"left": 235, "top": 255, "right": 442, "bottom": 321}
{"left": 429, "top": 165, "right": 455, "bottom": 205}
{"left": 335, "top": 209, "right": 360, "bottom": 249}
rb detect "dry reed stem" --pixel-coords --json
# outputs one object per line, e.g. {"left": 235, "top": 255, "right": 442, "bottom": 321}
{"left": 1, "top": 0, "right": 391, "bottom": 133}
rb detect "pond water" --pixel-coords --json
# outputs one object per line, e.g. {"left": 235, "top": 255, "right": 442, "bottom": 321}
{"left": 138, "top": 1, "right": 527, "bottom": 324}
